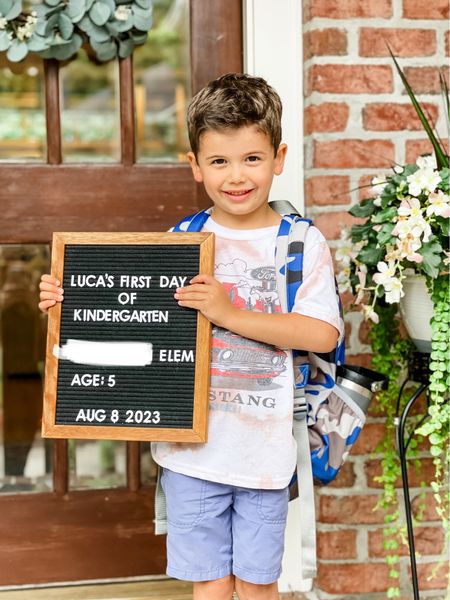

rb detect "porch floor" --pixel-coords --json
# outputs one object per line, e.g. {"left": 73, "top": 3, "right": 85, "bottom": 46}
{"left": 0, "top": 580, "right": 307, "bottom": 599}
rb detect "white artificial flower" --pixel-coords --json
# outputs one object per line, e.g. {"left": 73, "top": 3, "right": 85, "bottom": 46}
{"left": 416, "top": 154, "right": 437, "bottom": 170}
{"left": 335, "top": 229, "right": 359, "bottom": 266}
{"left": 407, "top": 167, "right": 441, "bottom": 197}
{"left": 337, "top": 269, "right": 352, "bottom": 294}
{"left": 0, "top": 16, "right": 7, "bottom": 29}
{"left": 426, "top": 190, "right": 450, "bottom": 218}
{"left": 395, "top": 236, "right": 423, "bottom": 263}
{"left": 115, "top": 5, "right": 131, "bottom": 20}
{"left": 371, "top": 174, "right": 388, "bottom": 196}
{"left": 384, "top": 277, "right": 404, "bottom": 304}
{"left": 443, "top": 251, "right": 450, "bottom": 266}
{"left": 361, "top": 304, "right": 379, "bottom": 324}
{"left": 373, "top": 260, "right": 397, "bottom": 287}
{"left": 354, "top": 265, "right": 368, "bottom": 305}
{"left": 394, "top": 165, "right": 404, "bottom": 174}
{"left": 398, "top": 197, "right": 422, "bottom": 219}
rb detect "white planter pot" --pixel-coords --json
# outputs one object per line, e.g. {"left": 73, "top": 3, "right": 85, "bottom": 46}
{"left": 399, "top": 274, "right": 433, "bottom": 353}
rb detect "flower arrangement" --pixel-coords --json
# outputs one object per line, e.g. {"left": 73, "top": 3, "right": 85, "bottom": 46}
{"left": 0, "top": 0, "right": 152, "bottom": 62}
{"left": 336, "top": 53, "right": 449, "bottom": 596}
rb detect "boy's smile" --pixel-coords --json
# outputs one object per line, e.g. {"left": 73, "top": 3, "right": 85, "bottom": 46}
{"left": 187, "top": 125, "right": 287, "bottom": 229}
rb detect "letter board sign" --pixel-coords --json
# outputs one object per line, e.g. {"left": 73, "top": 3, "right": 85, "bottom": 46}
{"left": 42, "top": 232, "right": 214, "bottom": 442}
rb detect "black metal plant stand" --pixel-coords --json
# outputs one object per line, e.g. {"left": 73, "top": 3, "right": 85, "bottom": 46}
{"left": 394, "top": 351, "right": 431, "bottom": 600}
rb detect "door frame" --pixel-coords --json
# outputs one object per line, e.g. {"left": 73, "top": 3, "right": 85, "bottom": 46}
{"left": 0, "top": 0, "right": 243, "bottom": 587}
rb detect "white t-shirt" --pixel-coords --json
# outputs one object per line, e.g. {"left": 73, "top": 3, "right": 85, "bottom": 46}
{"left": 151, "top": 217, "right": 341, "bottom": 489}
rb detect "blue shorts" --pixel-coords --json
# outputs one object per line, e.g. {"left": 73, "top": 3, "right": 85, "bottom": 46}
{"left": 160, "top": 468, "right": 289, "bottom": 584}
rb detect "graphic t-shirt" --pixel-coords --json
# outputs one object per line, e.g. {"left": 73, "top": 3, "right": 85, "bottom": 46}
{"left": 151, "top": 217, "right": 341, "bottom": 489}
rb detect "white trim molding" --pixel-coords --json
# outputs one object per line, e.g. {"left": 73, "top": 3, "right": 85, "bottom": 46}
{"left": 243, "top": 0, "right": 304, "bottom": 214}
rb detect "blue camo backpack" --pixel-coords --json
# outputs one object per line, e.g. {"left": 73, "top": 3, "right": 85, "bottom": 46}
{"left": 163, "top": 200, "right": 373, "bottom": 579}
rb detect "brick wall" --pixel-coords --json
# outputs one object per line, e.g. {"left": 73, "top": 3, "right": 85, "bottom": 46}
{"left": 302, "top": 0, "right": 449, "bottom": 597}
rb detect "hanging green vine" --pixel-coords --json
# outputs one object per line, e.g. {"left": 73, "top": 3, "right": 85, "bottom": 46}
{"left": 370, "top": 306, "right": 414, "bottom": 597}
{"left": 0, "top": 0, "right": 152, "bottom": 62}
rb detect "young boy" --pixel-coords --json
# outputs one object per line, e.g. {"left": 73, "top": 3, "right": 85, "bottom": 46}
{"left": 39, "top": 73, "right": 341, "bottom": 600}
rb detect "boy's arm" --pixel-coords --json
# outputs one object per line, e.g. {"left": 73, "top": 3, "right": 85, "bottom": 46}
{"left": 174, "top": 274, "right": 338, "bottom": 353}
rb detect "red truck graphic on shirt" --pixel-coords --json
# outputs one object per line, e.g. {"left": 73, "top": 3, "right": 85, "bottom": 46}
{"left": 211, "top": 328, "right": 287, "bottom": 387}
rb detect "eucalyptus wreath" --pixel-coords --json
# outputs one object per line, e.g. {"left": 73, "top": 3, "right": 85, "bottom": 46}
{"left": 0, "top": 0, "right": 152, "bottom": 62}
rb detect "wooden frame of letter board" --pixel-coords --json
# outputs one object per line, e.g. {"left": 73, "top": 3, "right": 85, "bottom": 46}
{"left": 42, "top": 232, "right": 214, "bottom": 443}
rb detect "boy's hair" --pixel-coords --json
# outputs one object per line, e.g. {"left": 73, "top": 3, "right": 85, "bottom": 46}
{"left": 187, "top": 73, "right": 282, "bottom": 157}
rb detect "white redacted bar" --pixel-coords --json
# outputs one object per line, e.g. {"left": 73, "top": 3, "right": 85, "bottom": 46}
{"left": 53, "top": 339, "right": 153, "bottom": 367}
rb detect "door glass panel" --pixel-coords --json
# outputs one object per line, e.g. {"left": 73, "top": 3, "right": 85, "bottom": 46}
{"left": 135, "top": 0, "right": 191, "bottom": 162}
{"left": 60, "top": 58, "right": 120, "bottom": 163}
{"left": 0, "top": 245, "right": 50, "bottom": 493}
{"left": 0, "top": 57, "right": 46, "bottom": 162}
{"left": 69, "top": 440, "right": 127, "bottom": 489}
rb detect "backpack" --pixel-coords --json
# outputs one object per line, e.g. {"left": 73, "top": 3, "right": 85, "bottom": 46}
{"left": 155, "top": 200, "right": 384, "bottom": 580}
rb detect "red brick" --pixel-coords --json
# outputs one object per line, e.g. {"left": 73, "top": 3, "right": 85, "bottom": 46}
{"left": 304, "top": 102, "right": 349, "bottom": 135}
{"left": 304, "top": 28, "right": 347, "bottom": 60}
{"left": 365, "top": 457, "right": 436, "bottom": 488}
{"left": 353, "top": 423, "right": 387, "bottom": 455}
{"left": 417, "top": 561, "right": 449, "bottom": 590}
{"left": 306, "top": 0, "right": 392, "bottom": 18}
{"left": 317, "top": 529, "right": 357, "bottom": 559}
{"left": 403, "top": 66, "right": 450, "bottom": 94}
{"left": 305, "top": 175, "right": 350, "bottom": 207}
{"left": 327, "top": 461, "right": 356, "bottom": 488}
{"left": 405, "top": 139, "right": 434, "bottom": 163}
{"left": 405, "top": 139, "right": 450, "bottom": 164}
{"left": 317, "top": 563, "right": 390, "bottom": 594}
{"left": 359, "top": 28, "right": 437, "bottom": 57}
{"left": 313, "top": 211, "right": 362, "bottom": 240}
{"left": 363, "top": 102, "right": 439, "bottom": 131}
{"left": 412, "top": 492, "right": 440, "bottom": 521}
{"left": 358, "top": 317, "right": 372, "bottom": 345}
{"left": 403, "top": 0, "right": 449, "bottom": 19}
{"left": 345, "top": 353, "right": 374, "bottom": 370}
{"left": 369, "top": 526, "right": 445, "bottom": 558}
{"left": 314, "top": 139, "right": 395, "bottom": 169}
{"left": 319, "top": 494, "right": 386, "bottom": 524}
{"left": 308, "top": 64, "right": 392, "bottom": 94}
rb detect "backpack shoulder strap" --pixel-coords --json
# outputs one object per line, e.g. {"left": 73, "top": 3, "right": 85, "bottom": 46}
{"left": 172, "top": 207, "right": 212, "bottom": 232}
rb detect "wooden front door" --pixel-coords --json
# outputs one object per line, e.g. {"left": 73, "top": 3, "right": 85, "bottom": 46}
{"left": 0, "top": 0, "right": 242, "bottom": 586}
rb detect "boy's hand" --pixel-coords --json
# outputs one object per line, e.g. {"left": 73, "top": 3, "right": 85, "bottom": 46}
{"left": 39, "top": 274, "right": 64, "bottom": 313}
{"left": 174, "top": 274, "right": 237, "bottom": 328}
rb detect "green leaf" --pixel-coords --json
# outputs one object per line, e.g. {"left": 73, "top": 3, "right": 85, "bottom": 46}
{"left": 45, "top": 13, "right": 59, "bottom": 36}
{"left": 118, "top": 37, "right": 133, "bottom": 58}
{"left": 27, "top": 33, "right": 51, "bottom": 52}
{"left": 389, "top": 47, "right": 448, "bottom": 170}
{"left": 6, "top": 39, "right": 28, "bottom": 62}
{"left": 349, "top": 198, "right": 376, "bottom": 218}
{"left": 66, "top": 0, "right": 86, "bottom": 22}
{"left": 0, "top": 30, "right": 11, "bottom": 51}
{"left": 421, "top": 239, "right": 443, "bottom": 279}
{"left": 58, "top": 12, "right": 74, "bottom": 39}
{"left": 357, "top": 245, "right": 385, "bottom": 266}
{"left": 371, "top": 206, "right": 397, "bottom": 224}
{"left": 90, "top": 38, "right": 116, "bottom": 60}
{"left": 0, "top": 0, "right": 13, "bottom": 17}
{"left": 136, "top": 0, "right": 152, "bottom": 8}
{"left": 351, "top": 223, "right": 373, "bottom": 243}
{"left": 133, "top": 31, "right": 147, "bottom": 45}
{"left": 45, "top": 0, "right": 63, "bottom": 6}
{"left": 377, "top": 222, "right": 395, "bottom": 245}
{"left": 5, "top": 0, "right": 22, "bottom": 20}
{"left": 132, "top": 5, "right": 152, "bottom": 30}
{"left": 90, "top": 1, "right": 111, "bottom": 26}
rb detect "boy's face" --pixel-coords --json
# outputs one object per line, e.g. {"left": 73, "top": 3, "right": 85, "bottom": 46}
{"left": 187, "top": 125, "right": 287, "bottom": 229}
